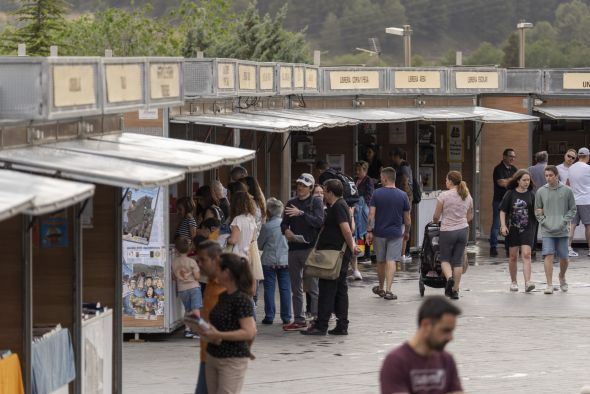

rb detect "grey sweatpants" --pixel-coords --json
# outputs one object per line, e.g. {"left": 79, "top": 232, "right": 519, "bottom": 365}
{"left": 288, "top": 249, "right": 319, "bottom": 324}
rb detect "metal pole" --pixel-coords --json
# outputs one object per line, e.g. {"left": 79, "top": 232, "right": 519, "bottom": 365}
{"left": 74, "top": 204, "right": 83, "bottom": 394}
{"left": 264, "top": 133, "right": 271, "bottom": 197}
{"left": 22, "top": 215, "right": 33, "bottom": 394}
{"left": 353, "top": 125, "right": 359, "bottom": 163}
{"left": 403, "top": 25, "right": 412, "bottom": 67}
{"left": 114, "top": 189, "right": 123, "bottom": 394}
{"left": 252, "top": 131, "right": 257, "bottom": 179}
{"left": 233, "top": 128, "right": 241, "bottom": 148}
{"left": 519, "top": 27, "right": 525, "bottom": 68}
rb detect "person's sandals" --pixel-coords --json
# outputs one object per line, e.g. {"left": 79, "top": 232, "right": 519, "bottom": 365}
{"left": 372, "top": 286, "right": 386, "bottom": 297}
{"left": 384, "top": 291, "right": 397, "bottom": 300}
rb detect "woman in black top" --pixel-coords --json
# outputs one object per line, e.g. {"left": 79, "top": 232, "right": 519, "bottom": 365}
{"left": 363, "top": 144, "right": 383, "bottom": 182}
{"left": 200, "top": 253, "right": 256, "bottom": 394}
{"left": 500, "top": 169, "right": 536, "bottom": 293}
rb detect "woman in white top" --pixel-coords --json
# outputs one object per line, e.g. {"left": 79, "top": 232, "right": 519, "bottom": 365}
{"left": 432, "top": 171, "right": 474, "bottom": 300}
{"left": 227, "top": 191, "right": 259, "bottom": 297}
{"left": 239, "top": 176, "right": 267, "bottom": 237}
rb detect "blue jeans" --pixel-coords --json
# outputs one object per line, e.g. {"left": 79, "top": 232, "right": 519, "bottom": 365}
{"left": 262, "top": 265, "right": 292, "bottom": 323}
{"left": 195, "top": 361, "right": 207, "bottom": 394}
{"left": 542, "top": 237, "right": 569, "bottom": 259}
{"left": 490, "top": 199, "right": 501, "bottom": 248}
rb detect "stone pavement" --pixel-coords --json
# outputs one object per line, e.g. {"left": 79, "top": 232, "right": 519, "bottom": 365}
{"left": 123, "top": 243, "right": 590, "bottom": 394}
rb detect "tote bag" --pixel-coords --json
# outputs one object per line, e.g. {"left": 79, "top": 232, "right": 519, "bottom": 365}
{"left": 304, "top": 228, "right": 347, "bottom": 280}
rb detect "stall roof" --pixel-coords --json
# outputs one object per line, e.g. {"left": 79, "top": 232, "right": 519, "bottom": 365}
{"left": 243, "top": 109, "right": 359, "bottom": 128}
{"left": 297, "top": 108, "right": 423, "bottom": 123}
{"left": 0, "top": 190, "right": 34, "bottom": 222}
{"left": 533, "top": 106, "right": 590, "bottom": 120}
{"left": 0, "top": 169, "right": 95, "bottom": 215}
{"left": 91, "top": 133, "right": 255, "bottom": 166}
{"left": 171, "top": 112, "right": 326, "bottom": 133}
{"left": 0, "top": 147, "right": 185, "bottom": 188}
{"left": 48, "top": 139, "right": 225, "bottom": 173}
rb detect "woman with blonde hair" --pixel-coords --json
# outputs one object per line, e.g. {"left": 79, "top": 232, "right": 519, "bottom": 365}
{"left": 432, "top": 171, "right": 474, "bottom": 300}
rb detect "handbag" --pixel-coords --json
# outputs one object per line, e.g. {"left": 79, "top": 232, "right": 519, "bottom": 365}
{"left": 304, "top": 228, "right": 348, "bottom": 280}
{"left": 248, "top": 240, "right": 265, "bottom": 281}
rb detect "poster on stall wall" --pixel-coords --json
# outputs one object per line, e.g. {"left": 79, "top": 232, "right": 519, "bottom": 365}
{"left": 40, "top": 210, "right": 69, "bottom": 248}
{"left": 447, "top": 123, "right": 464, "bottom": 163}
{"left": 122, "top": 187, "right": 166, "bottom": 327}
{"left": 389, "top": 123, "right": 407, "bottom": 144}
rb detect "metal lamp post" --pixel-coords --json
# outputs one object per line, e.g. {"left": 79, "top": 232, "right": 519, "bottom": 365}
{"left": 385, "top": 25, "right": 412, "bottom": 67}
{"left": 517, "top": 21, "right": 533, "bottom": 68}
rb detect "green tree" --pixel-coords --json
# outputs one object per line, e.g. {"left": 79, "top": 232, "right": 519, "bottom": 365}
{"left": 319, "top": 12, "right": 340, "bottom": 51}
{"left": 464, "top": 42, "right": 503, "bottom": 66}
{"left": 501, "top": 32, "right": 519, "bottom": 68}
{"left": 555, "top": 0, "right": 590, "bottom": 43}
{"left": 7, "top": 0, "right": 69, "bottom": 56}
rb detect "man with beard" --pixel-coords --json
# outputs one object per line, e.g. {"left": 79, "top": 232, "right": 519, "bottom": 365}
{"left": 380, "top": 296, "right": 463, "bottom": 394}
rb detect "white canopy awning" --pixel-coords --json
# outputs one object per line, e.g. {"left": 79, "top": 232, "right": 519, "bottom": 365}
{"left": 0, "top": 169, "right": 95, "bottom": 215}
{"left": 171, "top": 113, "right": 326, "bottom": 133}
{"left": 533, "top": 106, "right": 590, "bottom": 120}
{"left": 92, "top": 133, "right": 255, "bottom": 165}
{"left": 0, "top": 189, "right": 34, "bottom": 222}
{"left": 289, "top": 108, "right": 423, "bottom": 123}
{"left": 0, "top": 147, "right": 185, "bottom": 188}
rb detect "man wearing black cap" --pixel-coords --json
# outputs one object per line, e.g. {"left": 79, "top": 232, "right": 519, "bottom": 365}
{"left": 281, "top": 173, "right": 325, "bottom": 331}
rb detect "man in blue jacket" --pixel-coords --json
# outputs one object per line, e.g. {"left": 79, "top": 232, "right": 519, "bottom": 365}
{"left": 281, "top": 173, "right": 325, "bottom": 331}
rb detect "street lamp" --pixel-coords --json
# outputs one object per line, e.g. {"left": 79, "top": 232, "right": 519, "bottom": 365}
{"left": 517, "top": 20, "right": 533, "bottom": 68}
{"left": 386, "top": 25, "right": 412, "bottom": 67}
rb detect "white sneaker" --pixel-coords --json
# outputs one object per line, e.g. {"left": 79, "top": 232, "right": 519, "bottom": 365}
{"left": 525, "top": 282, "right": 535, "bottom": 293}
{"left": 510, "top": 282, "right": 518, "bottom": 292}
{"left": 559, "top": 276, "right": 568, "bottom": 292}
{"left": 402, "top": 254, "right": 412, "bottom": 263}
{"left": 544, "top": 285, "right": 554, "bottom": 294}
{"left": 352, "top": 270, "right": 363, "bottom": 280}
{"left": 568, "top": 247, "right": 578, "bottom": 257}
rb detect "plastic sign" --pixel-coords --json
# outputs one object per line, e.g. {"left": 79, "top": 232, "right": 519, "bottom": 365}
{"left": 259, "top": 66, "right": 274, "bottom": 91}
{"left": 329, "top": 71, "right": 381, "bottom": 90}
{"left": 238, "top": 64, "right": 257, "bottom": 91}
{"left": 105, "top": 63, "right": 143, "bottom": 103}
{"left": 294, "top": 66, "right": 305, "bottom": 89}
{"left": 217, "top": 63, "right": 236, "bottom": 90}
{"left": 305, "top": 68, "right": 318, "bottom": 90}
{"left": 394, "top": 71, "right": 441, "bottom": 89}
{"left": 53, "top": 65, "right": 96, "bottom": 107}
{"left": 563, "top": 73, "right": 590, "bottom": 89}
{"left": 455, "top": 71, "right": 499, "bottom": 89}
{"left": 149, "top": 63, "right": 180, "bottom": 100}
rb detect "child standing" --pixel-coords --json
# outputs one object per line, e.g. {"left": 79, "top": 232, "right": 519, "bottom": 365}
{"left": 257, "top": 197, "right": 292, "bottom": 326}
{"left": 172, "top": 237, "right": 202, "bottom": 338}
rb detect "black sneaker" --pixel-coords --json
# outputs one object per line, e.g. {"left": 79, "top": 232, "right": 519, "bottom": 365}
{"left": 300, "top": 327, "right": 327, "bottom": 336}
{"left": 445, "top": 277, "right": 455, "bottom": 297}
{"left": 261, "top": 319, "right": 273, "bottom": 325}
{"left": 328, "top": 327, "right": 348, "bottom": 336}
{"left": 490, "top": 247, "right": 498, "bottom": 257}
{"left": 450, "top": 290, "right": 460, "bottom": 300}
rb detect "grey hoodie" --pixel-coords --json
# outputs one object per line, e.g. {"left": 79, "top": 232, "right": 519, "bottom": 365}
{"left": 534, "top": 182, "right": 576, "bottom": 237}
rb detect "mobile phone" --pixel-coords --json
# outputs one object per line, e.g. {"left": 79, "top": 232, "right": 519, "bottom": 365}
{"left": 184, "top": 316, "right": 210, "bottom": 331}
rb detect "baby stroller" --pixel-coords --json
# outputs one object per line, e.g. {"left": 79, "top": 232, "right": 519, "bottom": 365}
{"left": 418, "top": 222, "right": 447, "bottom": 297}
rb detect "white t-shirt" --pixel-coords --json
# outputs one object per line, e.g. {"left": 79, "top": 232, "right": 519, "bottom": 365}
{"left": 230, "top": 214, "right": 257, "bottom": 257}
{"left": 556, "top": 163, "right": 571, "bottom": 185}
{"left": 437, "top": 189, "right": 473, "bottom": 232}
{"left": 567, "top": 162, "right": 590, "bottom": 205}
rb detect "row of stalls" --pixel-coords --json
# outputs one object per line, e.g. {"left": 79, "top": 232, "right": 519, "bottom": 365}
{"left": 0, "top": 56, "right": 254, "bottom": 393}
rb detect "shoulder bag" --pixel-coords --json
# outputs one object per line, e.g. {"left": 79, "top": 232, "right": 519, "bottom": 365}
{"left": 303, "top": 228, "right": 348, "bottom": 280}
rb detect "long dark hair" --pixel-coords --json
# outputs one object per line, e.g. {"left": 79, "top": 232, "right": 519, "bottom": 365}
{"left": 230, "top": 191, "right": 256, "bottom": 219}
{"left": 507, "top": 169, "right": 534, "bottom": 191}
{"left": 219, "top": 253, "right": 254, "bottom": 295}
{"left": 240, "top": 176, "right": 266, "bottom": 221}
{"left": 195, "top": 185, "right": 220, "bottom": 219}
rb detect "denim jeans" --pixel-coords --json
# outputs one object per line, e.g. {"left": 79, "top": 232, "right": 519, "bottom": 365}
{"left": 195, "top": 361, "right": 207, "bottom": 394}
{"left": 490, "top": 199, "right": 501, "bottom": 248}
{"left": 262, "top": 265, "right": 292, "bottom": 323}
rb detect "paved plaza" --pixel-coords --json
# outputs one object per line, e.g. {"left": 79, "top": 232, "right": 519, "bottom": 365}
{"left": 123, "top": 243, "right": 590, "bottom": 394}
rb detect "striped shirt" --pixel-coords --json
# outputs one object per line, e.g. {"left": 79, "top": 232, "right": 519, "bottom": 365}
{"left": 175, "top": 216, "right": 197, "bottom": 240}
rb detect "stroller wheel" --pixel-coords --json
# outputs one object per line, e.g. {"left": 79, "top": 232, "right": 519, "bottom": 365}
{"left": 419, "top": 279, "right": 425, "bottom": 297}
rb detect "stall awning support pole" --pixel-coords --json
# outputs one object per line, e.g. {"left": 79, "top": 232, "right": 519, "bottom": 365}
{"left": 264, "top": 133, "right": 270, "bottom": 198}
{"left": 114, "top": 188, "right": 123, "bottom": 394}
{"left": 22, "top": 215, "right": 33, "bottom": 394}
{"left": 74, "top": 204, "right": 83, "bottom": 394}
{"left": 280, "top": 132, "right": 292, "bottom": 203}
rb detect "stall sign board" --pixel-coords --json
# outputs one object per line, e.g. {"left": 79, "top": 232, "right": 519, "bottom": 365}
{"left": 217, "top": 62, "right": 236, "bottom": 90}
{"left": 53, "top": 65, "right": 96, "bottom": 107}
{"left": 105, "top": 64, "right": 143, "bottom": 103}
{"left": 394, "top": 71, "right": 441, "bottom": 89}
{"left": 238, "top": 64, "right": 257, "bottom": 91}
{"left": 447, "top": 123, "right": 464, "bottom": 163}
{"left": 563, "top": 73, "right": 590, "bottom": 89}
{"left": 306, "top": 68, "right": 318, "bottom": 90}
{"left": 259, "top": 66, "right": 274, "bottom": 91}
{"left": 149, "top": 63, "right": 180, "bottom": 100}
{"left": 329, "top": 71, "right": 380, "bottom": 90}
{"left": 280, "top": 66, "right": 293, "bottom": 89}
{"left": 455, "top": 71, "right": 499, "bottom": 89}
{"left": 294, "top": 66, "right": 305, "bottom": 89}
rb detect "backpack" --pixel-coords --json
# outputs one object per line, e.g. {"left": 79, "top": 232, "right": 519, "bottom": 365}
{"left": 321, "top": 169, "right": 360, "bottom": 207}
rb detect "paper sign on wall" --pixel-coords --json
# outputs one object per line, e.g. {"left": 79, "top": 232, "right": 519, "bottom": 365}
{"left": 563, "top": 73, "right": 590, "bottom": 89}
{"left": 306, "top": 68, "right": 318, "bottom": 90}
{"left": 259, "top": 66, "right": 274, "bottom": 90}
{"left": 280, "top": 66, "right": 292, "bottom": 89}
{"left": 329, "top": 71, "right": 380, "bottom": 90}
{"left": 394, "top": 71, "right": 441, "bottom": 89}
{"left": 239, "top": 64, "right": 257, "bottom": 90}
{"left": 218, "top": 63, "right": 236, "bottom": 90}
{"left": 105, "top": 64, "right": 143, "bottom": 103}
{"left": 149, "top": 63, "right": 180, "bottom": 100}
{"left": 53, "top": 65, "right": 96, "bottom": 107}
{"left": 455, "top": 72, "right": 499, "bottom": 89}
{"left": 294, "top": 67, "right": 305, "bottom": 88}
{"left": 389, "top": 123, "right": 407, "bottom": 144}
{"left": 447, "top": 123, "right": 464, "bottom": 163}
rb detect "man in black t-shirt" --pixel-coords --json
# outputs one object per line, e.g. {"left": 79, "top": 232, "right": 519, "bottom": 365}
{"left": 490, "top": 148, "right": 518, "bottom": 257}
{"left": 301, "top": 179, "right": 359, "bottom": 336}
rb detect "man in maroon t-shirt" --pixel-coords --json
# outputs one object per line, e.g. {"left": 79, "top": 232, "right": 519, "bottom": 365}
{"left": 380, "top": 296, "right": 463, "bottom": 394}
